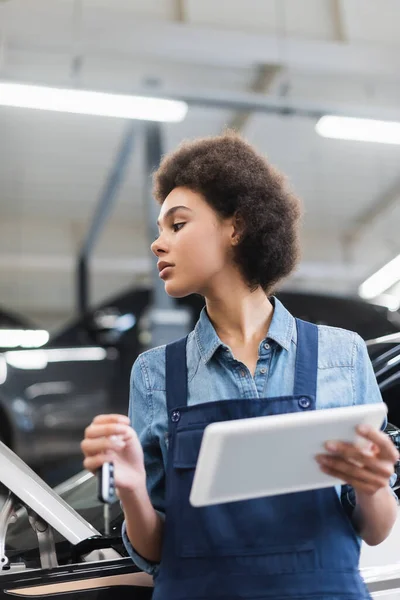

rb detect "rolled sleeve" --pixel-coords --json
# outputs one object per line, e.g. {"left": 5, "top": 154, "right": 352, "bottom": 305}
{"left": 341, "top": 333, "right": 397, "bottom": 515}
{"left": 121, "top": 355, "right": 165, "bottom": 577}
{"left": 122, "top": 516, "right": 163, "bottom": 577}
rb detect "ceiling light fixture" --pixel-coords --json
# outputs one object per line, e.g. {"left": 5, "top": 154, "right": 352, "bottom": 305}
{"left": 0, "top": 329, "right": 49, "bottom": 348}
{"left": 316, "top": 115, "right": 400, "bottom": 145}
{"left": 0, "top": 82, "right": 188, "bottom": 122}
{"left": 359, "top": 253, "right": 400, "bottom": 300}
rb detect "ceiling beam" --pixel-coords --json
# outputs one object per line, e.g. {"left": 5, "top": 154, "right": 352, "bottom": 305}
{"left": 132, "top": 86, "right": 400, "bottom": 122}
{"left": 7, "top": 20, "right": 400, "bottom": 79}
{"left": 331, "top": 0, "right": 347, "bottom": 42}
{"left": 1, "top": 63, "right": 398, "bottom": 122}
{"left": 174, "top": 0, "right": 186, "bottom": 23}
{"left": 227, "top": 63, "right": 282, "bottom": 132}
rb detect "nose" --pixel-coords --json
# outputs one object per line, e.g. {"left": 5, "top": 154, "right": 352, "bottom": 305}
{"left": 151, "top": 235, "right": 166, "bottom": 257}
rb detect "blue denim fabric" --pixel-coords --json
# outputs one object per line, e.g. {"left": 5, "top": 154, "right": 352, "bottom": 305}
{"left": 122, "top": 297, "right": 388, "bottom": 575}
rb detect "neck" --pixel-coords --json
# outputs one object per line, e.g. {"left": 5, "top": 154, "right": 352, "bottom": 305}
{"left": 204, "top": 282, "right": 274, "bottom": 347}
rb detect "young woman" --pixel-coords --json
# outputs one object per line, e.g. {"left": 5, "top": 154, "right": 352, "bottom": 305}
{"left": 81, "top": 132, "right": 399, "bottom": 599}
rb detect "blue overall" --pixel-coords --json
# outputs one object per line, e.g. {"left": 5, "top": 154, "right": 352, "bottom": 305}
{"left": 153, "top": 319, "right": 371, "bottom": 599}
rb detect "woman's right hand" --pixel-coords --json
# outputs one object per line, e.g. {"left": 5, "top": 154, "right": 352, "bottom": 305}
{"left": 81, "top": 414, "right": 146, "bottom": 494}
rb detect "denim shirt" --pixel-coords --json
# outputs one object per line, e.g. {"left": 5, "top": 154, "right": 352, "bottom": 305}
{"left": 122, "top": 297, "right": 387, "bottom": 576}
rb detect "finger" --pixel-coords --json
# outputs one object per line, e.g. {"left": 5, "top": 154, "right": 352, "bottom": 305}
{"left": 81, "top": 435, "right": 127, "bottom": 457}
{"left": 319, "top": 462, "right": 385, "bottom": 495}
{"left": 317, "top": 455, "right": 391, "bottom": 489}
{"left": 323, "top": 441, "right": 389, "bottom": 476}
{"left": 93, "top": 414, "right": 130, "bottom": 425}
{"left": 357, "top": 425, "right": 400, "bottom": 462}
{"left": 319, "top": 452, "right": 395, "bottom": 480}
{"left": 325, "top": 440, "right": 377, "bottom": 460}
{"left": 83, "top": 451, "right": 116, "bottom": 473}
{"left": 326, "top": 434, "right": 398, "bottom": 466}
{"left": 84, "top": 422, "right": 132, "bottom": 439}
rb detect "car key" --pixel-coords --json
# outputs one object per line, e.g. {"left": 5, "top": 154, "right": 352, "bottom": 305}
{"left": 98, "top": 462, "right": 117, "bottom": 536}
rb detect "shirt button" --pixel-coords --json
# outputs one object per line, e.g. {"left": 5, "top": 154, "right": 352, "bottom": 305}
{"left": 299, "top": 397, "right": 311, "bottom": 409}
{"left": 260, "top": 368, "right": 267, "bottom": 374}
{"left": 171, "top": 410, "right": 181, "bottom": 423}
{"left": 240, "top": 370, "right": 246, "bottom": 377}
{"left": 264, "top": 343, "right": 270, "bottom": 350}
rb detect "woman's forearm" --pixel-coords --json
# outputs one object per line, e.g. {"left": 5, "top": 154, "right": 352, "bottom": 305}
{"left": 352, "top": 485, "right": 398, "bottom": 546}
{"left": 119, "top": 483, "right": 164, "bottom": 563}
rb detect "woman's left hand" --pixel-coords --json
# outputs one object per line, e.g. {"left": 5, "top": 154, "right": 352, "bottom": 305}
{"left": 316, "top": 424, "right": 400, "bottom": 496}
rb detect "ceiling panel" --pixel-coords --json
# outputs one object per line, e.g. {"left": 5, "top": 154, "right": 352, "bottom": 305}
{"left": 340, "top": 0, "right": 400, "bottom": 45}
{"left": 3, "top": 0, "right": 177, "bottom": 22}
{"left": 82, "top": 0, "right": 176, "bottom": 20}
{"left": 2, "top": 0, "right": 74, "bottom": 44}
{"left": 185, "top": 0, "right": 279, "bottom": 32}
{"left": 187, "top": 0, "right": 338, "bottom": 41}
{"left": 277, "top": 0, "right": 338, "bottom": 41}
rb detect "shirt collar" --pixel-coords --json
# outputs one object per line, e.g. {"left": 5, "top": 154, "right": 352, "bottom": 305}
{"left": 194, "top": 296, "right": 295, "bottom": 364}
{"left": 266, "top": 297, "right": 294, "bottom": 352}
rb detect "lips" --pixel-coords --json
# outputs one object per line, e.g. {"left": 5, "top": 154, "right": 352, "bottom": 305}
{"left": 157, "top": 261, "right": 174, "bottom": 276}
{"left": 157, "top": 261, "right": 174, "bottom": 273}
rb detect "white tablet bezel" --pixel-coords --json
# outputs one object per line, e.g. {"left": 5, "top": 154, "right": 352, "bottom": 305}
{"left": 190, "top": 403, "right": 387, "bottom": 507}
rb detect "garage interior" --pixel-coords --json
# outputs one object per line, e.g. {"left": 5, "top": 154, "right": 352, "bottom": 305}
{"left": 0, "top": 0, "right": 399, "bottom": 332}
{"left": 0, "top": 1, "right": 400, "bottom": 596}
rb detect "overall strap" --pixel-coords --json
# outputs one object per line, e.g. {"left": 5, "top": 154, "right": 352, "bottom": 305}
{"left": 293, "top": 318, "right": 319, "bottom": 399}
{"left": 165, "top": 336, "right": 189, "bottom": 413}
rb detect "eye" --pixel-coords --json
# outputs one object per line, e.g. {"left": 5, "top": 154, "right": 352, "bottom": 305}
{"left": 172, "top": 222, "right": 185, "bottom": 232}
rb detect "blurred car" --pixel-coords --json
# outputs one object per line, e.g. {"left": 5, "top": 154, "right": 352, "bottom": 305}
{"left": 277, "top": 292, "right": 400, "bottom": 340}
{"left": 0, "top": 288, "right": 151, "bottom": 472}
{"left": 0, "top": 287, "right": 398, "bottom": 475}
{"left": 0, "top": 441, "right": 153, "bottom": 599}
{"left": 368, "top": 333, "right": 400, "bottom": 463}
{"left": 1, "top": 332, "right": 400, "bottom": 598}
{"left": 0, "top": 306, "right": 35, "bottom": 330}
{"left": 0, "top": 307, "right": 45, "bottom": 353}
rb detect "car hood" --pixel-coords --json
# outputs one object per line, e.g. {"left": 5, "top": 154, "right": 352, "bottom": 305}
{"left": 0, "top": 441, "right": 99, "bottom": 545}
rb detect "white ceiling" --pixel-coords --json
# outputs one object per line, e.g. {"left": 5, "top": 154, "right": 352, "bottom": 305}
{"left": 0, "top": 0, "right": 399, "bottom": 328}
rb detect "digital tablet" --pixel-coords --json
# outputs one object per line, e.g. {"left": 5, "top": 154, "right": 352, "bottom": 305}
{"left": 189, "top": 403, "right": 387, "bottom": 507}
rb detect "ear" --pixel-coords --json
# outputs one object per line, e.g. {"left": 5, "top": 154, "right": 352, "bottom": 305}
{"left": 231, "top": 212, "right": 244, "bottom": 246}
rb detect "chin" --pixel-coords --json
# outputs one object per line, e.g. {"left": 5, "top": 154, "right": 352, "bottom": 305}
{"left": 164, "top": 281, "right": 197, "bottom": 299}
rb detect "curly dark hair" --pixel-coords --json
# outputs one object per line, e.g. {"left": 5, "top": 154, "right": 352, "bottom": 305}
{"left": 153, "top": 131, "right": 302, "bottom": 293}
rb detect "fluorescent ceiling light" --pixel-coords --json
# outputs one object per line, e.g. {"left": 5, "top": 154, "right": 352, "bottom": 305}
{"left": 359, "top": 253, "right": 400, "bottom": 300}
{"left": 0, "top": 329, "right": 49, "bottom": 348}
{"left": 316, "top": 115, "right": 400, "bottom": 145}
{"left": 0, "top": 82, "right": 188, "bottom": 122}
{"left": 5, "top": 347, "right": 107, "bottom": 370}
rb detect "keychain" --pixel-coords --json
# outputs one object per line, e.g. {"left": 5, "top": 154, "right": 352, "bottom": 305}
{"left": 98, "top": 462, "right": 117, "bottom": 536}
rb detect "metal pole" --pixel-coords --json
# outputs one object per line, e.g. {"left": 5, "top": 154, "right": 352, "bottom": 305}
{"left": 77, "top": 257, "right": 88, "bottom": 318}
{"left": 143, "top": 122, "right": 190, "bottom": 347}
{"left": 77, "top": 122, "right": 136, "bottom": 317}
{"left": 126, "top": 86, "right": 400, "bottom": 123}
